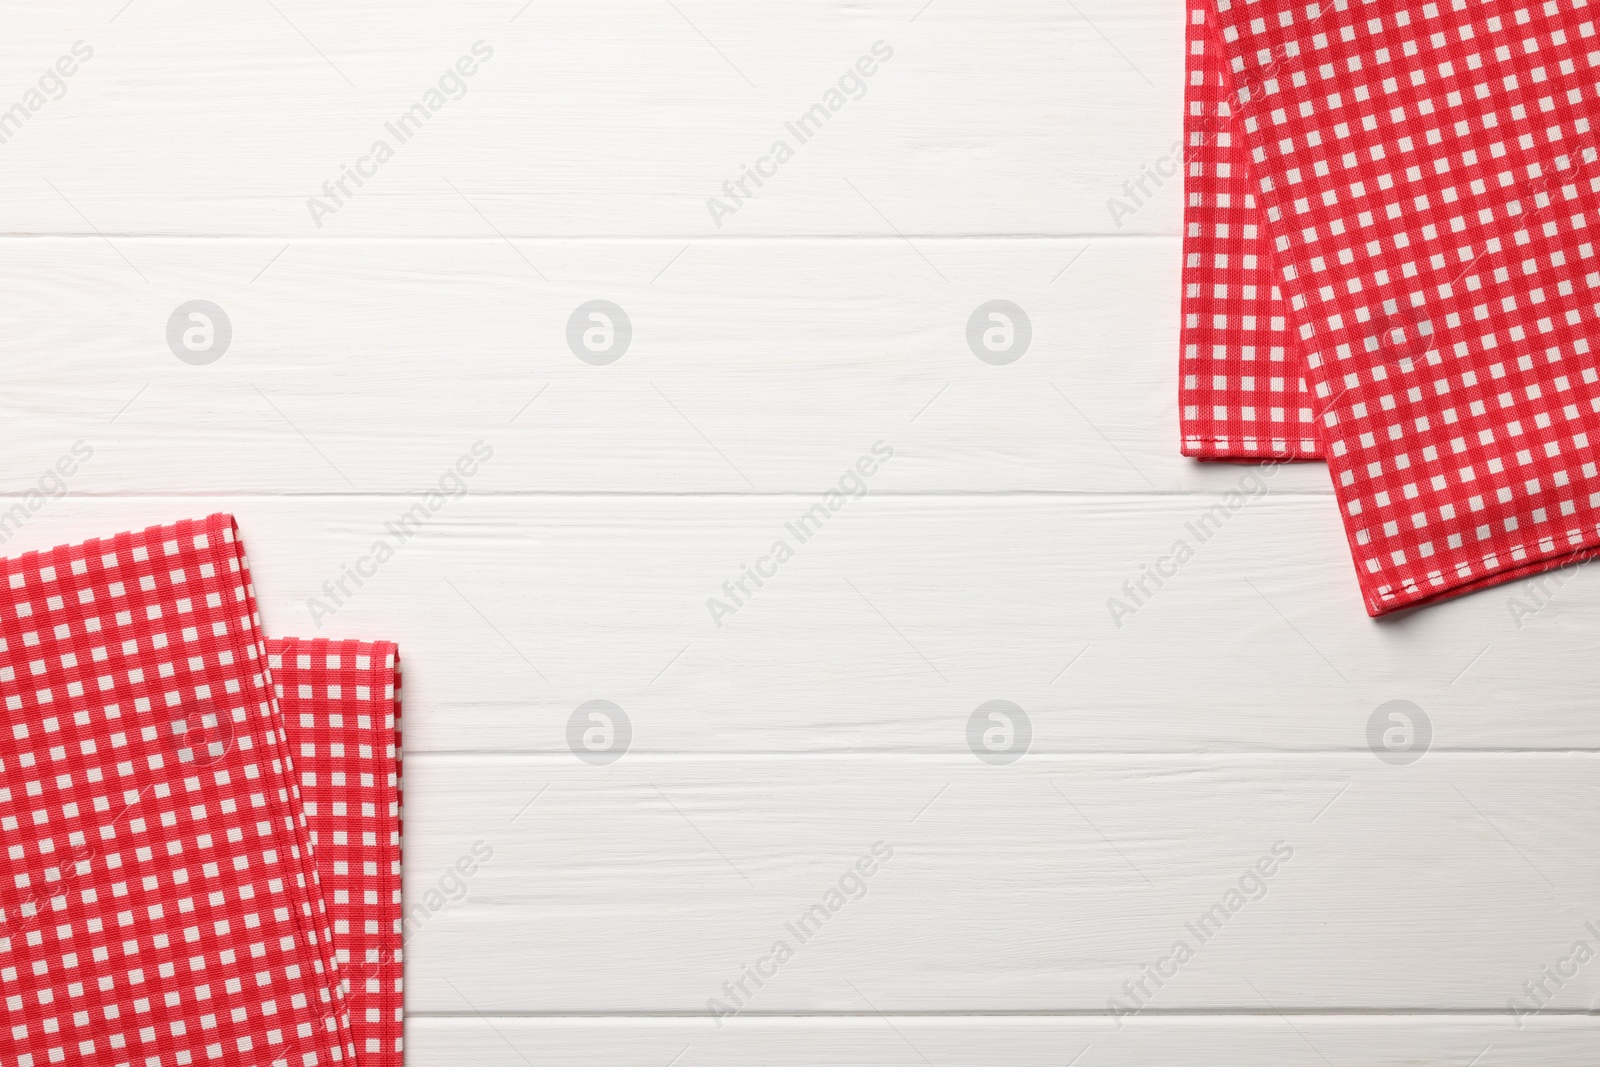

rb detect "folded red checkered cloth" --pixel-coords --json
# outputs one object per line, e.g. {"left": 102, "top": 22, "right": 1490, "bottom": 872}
{"left": 1182, "top": 0, "right": 1600, "bottom": 613}
{"left": 269, "top": 639, "right": 402, "bottom": 1067}
{"left": 0, "top": 516, "right": 407, "bottom": 1067}
{"left": 0, "top": 514, "right": 355, "bottom": 1065}
{"left": 1182, "top": 1, "right": 1324, "bottom": 460}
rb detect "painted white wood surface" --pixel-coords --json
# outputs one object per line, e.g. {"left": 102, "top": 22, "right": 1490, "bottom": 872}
{"left": 3, "top": 237, "right": 1322, "bottom": 496}
{"left": 1, "top": 498, "right": 1596, "bottom": 754}
{"left": 403, "top": 1017, "right": 1600, "bottom": 1067}
{"left": 0, "top": 2, "right": 1178, "bottom": 238}
{"left": 5, "top": 0, "right": 1597, "bottom": 1063}
{"left": 397, "top": 753, "right": 1600, "bottom": 1011}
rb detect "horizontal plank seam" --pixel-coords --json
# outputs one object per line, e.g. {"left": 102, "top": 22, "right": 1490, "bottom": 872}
{"left": 0, "top": 491, "right": 1341, "bottom": 500}
{"left": 0, "top": 233, "right": 1183, "bottom": 242}
{"left": 403, "top": 1017, "right": 1600, "bottom": 1023}
{"left": 399, "top": 750, "right": 1600, "bottom": 760}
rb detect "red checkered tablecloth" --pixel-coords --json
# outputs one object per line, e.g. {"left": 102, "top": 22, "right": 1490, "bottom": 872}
{"left": 0, "top": 516, "right": 405, "bottom": 1067}
{"left": 270, "top": 639, "right": 403, "bottom": 1067}
{"left": 1182, "top": 0, "right": 1600, "bottom": 614}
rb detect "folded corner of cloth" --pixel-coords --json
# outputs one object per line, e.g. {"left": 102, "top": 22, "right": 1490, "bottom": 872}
{"left": 1179, "top": 0, "right": 1600, "bottom": 616}
{"left": 269, "top": 636, "right": 404, "bottom": 1067}
{"left": 0, "top": 513, "right": 403, "bottom": 1067}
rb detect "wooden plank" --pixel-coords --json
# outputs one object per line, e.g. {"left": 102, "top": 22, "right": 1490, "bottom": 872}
{"left": 397, "top": 752, "right": 1600, "bottom": 1011}
{"left": 2, "top": 1, "right": 1179, "bottom": 238}
{"left": 1, "top": 237, "right": 1325, "bottom": 494}
{"left": 0, "top": 496, "right": 1594, "bottom": 752}
{"left": 404, "top": 1016, "right": 1600, "bottom": 1066}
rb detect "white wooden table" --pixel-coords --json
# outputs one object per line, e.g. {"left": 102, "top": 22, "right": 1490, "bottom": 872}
{"left": 5, "top": 2, "right": 1598, "bottom": 1063}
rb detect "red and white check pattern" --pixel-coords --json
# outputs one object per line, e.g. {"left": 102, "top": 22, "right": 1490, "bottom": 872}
{"left": 0, "top": 515, "right": 354, "bottom": 1067}
{"left": 1183, "top": 2, "right": 1324, "bottom": 459}
{"left": 1186, "top": 0, "right": 1600, "bottom": 613}
{"left": 269, "top": 640, "right": 402, "bottom": 1067}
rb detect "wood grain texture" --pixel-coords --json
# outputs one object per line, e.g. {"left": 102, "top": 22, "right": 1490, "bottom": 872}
{"left": 1, "top": 1, "right": 1177, "bottom": 238}
{"left": 0, "top": 497, "right": 1593, "bottom": 753}
{"left": 0, "top": 237, "right": 1332, "bottom": 495}
{"left": 397, "top": 753, "right": 1600, "bottom": 1012}
{"left": 403, "top": 1017, "right": 1600, "bottom": 1066}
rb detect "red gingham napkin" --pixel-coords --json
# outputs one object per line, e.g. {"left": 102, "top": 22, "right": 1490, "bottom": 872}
{"left": 0, "top": 515, "right": 354, "bottom": 1066}
{"left": 1182, "top": 0, "right": 1324, "bottom": 460}
{"left": 1182, "top": 0, "right": 1600, "bottom": 614}
{"left": 269, "top": 640, "right": 402, "bottom": 1067}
